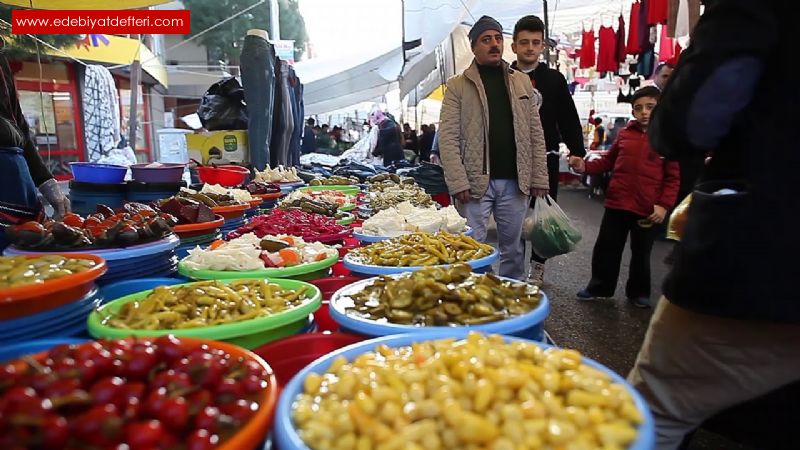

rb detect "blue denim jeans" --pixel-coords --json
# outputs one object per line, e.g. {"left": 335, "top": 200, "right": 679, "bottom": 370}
{"left": 460, "top": 179, "right": 529, "bottom": 280}
{"left": 240, "top": 35, "right": 276, "bottom": 170}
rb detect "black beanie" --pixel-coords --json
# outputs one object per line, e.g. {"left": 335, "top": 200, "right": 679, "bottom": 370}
{"left": 468, "top": 16, "right": 503, "bottom": 47}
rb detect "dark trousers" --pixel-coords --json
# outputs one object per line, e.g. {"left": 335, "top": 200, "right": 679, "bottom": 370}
{"left": 586, "top": 207, "right": 657, "bottom": 298}
{"left": 240, "top": 35, "right": 276, "bottom": 170}
{"left": 531, "top": 153, "right": 562, "bottom": 264}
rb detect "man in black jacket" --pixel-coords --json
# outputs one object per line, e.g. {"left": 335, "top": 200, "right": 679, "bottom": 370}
{"left": 511, "top": 15, "right": 586, "bottom": 285}
{"left": 627, "top": 1, "right": 800, "bottom": 448}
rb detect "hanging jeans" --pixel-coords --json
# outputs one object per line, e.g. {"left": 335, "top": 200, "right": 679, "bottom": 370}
{"left": 269, "top": 60, "right": 286, "bottom": 167}
{"left": 0, "top": 147, "right": 43, "bottom": 251}
{"left": 278, "top": 63, "right": 294, "bottom": 166}
{"left": 459, "top": 179, "right": 529, "bottom": 280}
{"left": 240, "top": 35, "right": 276, "bottom": 170}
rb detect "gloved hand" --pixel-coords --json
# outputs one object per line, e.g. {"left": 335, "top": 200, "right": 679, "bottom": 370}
{"left": 38, "top": 178, "right": 70, "bottom": 220}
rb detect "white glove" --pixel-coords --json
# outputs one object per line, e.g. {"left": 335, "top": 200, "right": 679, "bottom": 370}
{"left": 38, "top": 178, "right": 70, "bottom": 220}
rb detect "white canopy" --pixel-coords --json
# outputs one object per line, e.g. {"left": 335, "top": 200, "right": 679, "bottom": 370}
{"left": 297, "top": 0, "right": 631, "bottom": 115}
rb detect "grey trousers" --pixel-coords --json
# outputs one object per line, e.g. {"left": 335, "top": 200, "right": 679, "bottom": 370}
{"left": 240, "top": 35, "right": 276, "bottom": 170}
{"left": 628, "top": 297, "right": 800, "bottom": 449}
{"left": 460, "top": 179, "right": 529, "bottom": 280}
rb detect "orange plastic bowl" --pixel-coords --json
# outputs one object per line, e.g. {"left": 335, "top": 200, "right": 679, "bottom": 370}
{"left": 248, "top": 198, "right": 264, "bottom": 209}
{"left": 0, "top": 254, "right": 107, "bottom": 320}
{"left": 172, "top": 215, "right": 225, "bottom": 238}
{"left": 253, "top": 192, "right": 284, "bottom": 201}
{"left": 8, "top": 337, "right": 277, "bottom": 450}
{"left": 212, "top": 204, "right": 249, "bottom": 220}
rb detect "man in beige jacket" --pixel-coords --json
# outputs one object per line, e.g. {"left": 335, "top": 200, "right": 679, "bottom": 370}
{"left": 439, "top": 15, "right": 549, "bottom": 280}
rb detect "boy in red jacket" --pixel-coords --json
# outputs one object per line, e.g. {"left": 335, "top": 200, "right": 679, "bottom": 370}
{"left": 574, "top": 86, "right": 680, "bottom": 308}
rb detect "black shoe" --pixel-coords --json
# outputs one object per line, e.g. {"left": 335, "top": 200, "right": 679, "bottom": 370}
{"left": 627, "top": 297, "right": 651, "bottom": 308}
{"left": 576, "top": 289, "right": 611, "bottom": 301}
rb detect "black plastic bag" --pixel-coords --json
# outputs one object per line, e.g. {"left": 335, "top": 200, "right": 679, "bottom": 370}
{"left": 197, "top": 77, "right": 249, "bottom": 131}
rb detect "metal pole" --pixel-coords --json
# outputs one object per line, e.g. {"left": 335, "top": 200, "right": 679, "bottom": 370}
{"left": 128, "top": 35, "right": 143, "bottom": 153}
{"left": 543, "top": 0, "right": 551, "bottom": 65}
{"left": 270, "top": 0, "right": 281, "bottom": 40}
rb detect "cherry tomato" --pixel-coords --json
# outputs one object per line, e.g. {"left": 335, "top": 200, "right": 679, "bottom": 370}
{"left": 0, "top": 363, "right": 21, "bottom": 389}
{"left": 219, "top": 399, "right": 258, "bottom": 425}
{"left": 124, "top": 420, "right": 166, "bottom": 450}
{"left": 47, "top": 343, "right": 77, "bottom": 361}
{"left": 185, "top": 389, "right": 212, "bottom": 415}
{"left": 43, "top": 378, "right": 82, "bottom": 400}
{"left": 72, "top": 403, "right": 123, "bottom": 447}
{"left": 215, "top": 378, "right": 244, "bottom": 403}
{"left": 143, "top": 387, "right": 169, "bottom": 417}
{"left": 90, "top": 377, "right": 125, "bottom": 406}
{"left": 242, "top": 374, "right": 268, "bottom": 394}
{"left": 125, "top": 345, "right": 158, "bottom": 380}
{"left": 156, "top": 396, "right": 189, "bottom": 431}
{"left": 151, "top": 370, "right": 192, "bottom": 393}
{"left": 42, "top": 415, "right": 70, "bottom": 448}
{"left": 154, "top": 335, "right": 185, "bottom": 363}
{"left": 186, "top": 429, "right": 219, "bottom": 450}
{"left": 193, "top": 406, "right": 221, "bottom": 433}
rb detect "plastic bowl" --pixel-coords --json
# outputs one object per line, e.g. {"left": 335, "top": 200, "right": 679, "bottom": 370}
{"left": 252, "top": 333, "right": 364, "bottom": 386}
{"left": 353, "top": 226, "right": 474, "bottom": 243}
{"left": 178, "top": 255, "right": 339, "bottom": 282}
{"left": 212, "top": 204, "right": 249, "bottom": 220}
{"left": 0, "top": 338, "right": 88, "bottom": 363}
{"left": 307, "top": 276, "right": 363, "bottom": 300}
{"left": 4, "top": 337, "right": 278, "bottom": 450}
{"left": 198, "top": 166, "right": 248, "bottom": 187}
{"left": 69, "top": 162, "right": 127, "bottom": 184}
{"left": 273, "top": 332, "right": 656, "bottom": 450}
{"left": 342, "top": 248, "right": 498, "bottom": 276}
{"left": 173, "top": 215, "right": 225, "bottom": 238}
{"left": 329, "top": 274, "right": 550, "bottom": 340}
{"left": 100, "top": 277, "right": 186, "bottom": 302}
{"left": 0, "top": 254, "right": 107, "bottom": 320}
{"left": 298, "top": 185, "right": 360, "bottom": 195}
{"left": 87, "top": 278, "right": 322, "bottom": 349}
{"left": 130, "top": 163, "right": 186, "bottom": 183}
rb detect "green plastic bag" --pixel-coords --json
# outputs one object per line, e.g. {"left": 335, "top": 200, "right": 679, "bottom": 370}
{"left": 523, "top": 196, "right": 582, "bottom": 259}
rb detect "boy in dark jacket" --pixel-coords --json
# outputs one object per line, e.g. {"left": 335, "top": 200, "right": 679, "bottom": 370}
{"left": 575, "top": 86, "right": 680, "bottom": 308}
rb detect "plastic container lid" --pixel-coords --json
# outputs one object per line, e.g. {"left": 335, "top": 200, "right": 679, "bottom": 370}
{"left": 87, "top": 278, "right": 321, "bottom": 342}
{"left": 341, "top": 248, "right": 498, "bottom": 276}
{"left": 177, "top": 254, "right": 338, "bottom": 280}
{"left": 272, "top": 332, "right": 656, "bottom": 450}
{"left": 328, "top": 274, "right": 550, "bottom": 338}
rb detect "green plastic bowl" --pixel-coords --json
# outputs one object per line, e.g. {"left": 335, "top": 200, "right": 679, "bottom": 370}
{"left": 336, "top": 213, "right": 355, "bottom": 226}
{"left": 297, "top": 185, "right": 360, "bottom": 195}
{"left": 86, "top": 278, "right": 321, "bottom": 349}
{"left": 177, "top": 255, "right": 338, "bottom": 281}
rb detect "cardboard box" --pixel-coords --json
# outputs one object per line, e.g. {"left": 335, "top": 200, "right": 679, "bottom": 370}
{"left": 186, "top": 130, "right": 249, "bottom": 165}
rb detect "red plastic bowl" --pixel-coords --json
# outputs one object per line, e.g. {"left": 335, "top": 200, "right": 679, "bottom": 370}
{"left": 252, "top": 333, "right": 364, "bottom": 386}
{"left": 308, "top": 276, "right": 363, "bottom": 301}
{"left": 197, "top": 166, "right": 248, "bottom": 187}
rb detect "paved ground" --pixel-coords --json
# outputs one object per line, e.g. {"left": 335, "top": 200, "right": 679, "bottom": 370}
{"left": 487, "top": 184, "right": 751, "bottom": 450}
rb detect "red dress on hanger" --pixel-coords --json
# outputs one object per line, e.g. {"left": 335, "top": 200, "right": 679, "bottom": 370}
{"left": 627, "top": 1, "right": 641, "bottom": 54}
{"left": 597, "top": 25, "right": 618, "bottom": 73}
{"left": 580, "top": 28, "right": 596, "bottom": 69}
{"left": 648, "top": 0, "right": 668, "bottom": 25}
{"left": 658, "top": 25, "right": 674, "bottom": 62}
{"left": 616, "top": 15, "right": 627, "bottom": 62}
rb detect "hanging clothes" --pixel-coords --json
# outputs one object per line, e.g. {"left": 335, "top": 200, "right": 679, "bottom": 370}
{"left": 669, "top": 0, "right": 700, "bottom": 38}
{"left": 579, "top": 28, "right": 596, "bottom": 69}
{"left": 269, "top": 59, "right": 294, "bottom": 168}
{"left": 616, "top": 15, "right": 627, "bottom": 62}
{"left": 627, "top": 1, "right": 641, "bottom": 54}
{"left": 597, "top": 26, "right": 618, "bottom": 73}
{"left": 240, "top": 34, "right": 277, "bottom": 171}
{"left": 658, "top": 25, "right": 675, "bottom": 62}
{"left": 638, "top": 0, "right": 653, "bottom": 52}
{"left": 637, "top": 47, "right": 656, "bottom": 78}
{"left": 82, "top": 65, "right": 121, "bottom": 163}
{"left": 648, "top": 0, "right": 668, "bottom": 26}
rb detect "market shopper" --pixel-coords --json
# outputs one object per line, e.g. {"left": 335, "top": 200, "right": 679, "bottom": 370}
{"left": 438, "top": 15, "right": 549, "bottom": 281}
{"left": 510, "top": 15, "right": 586, "bottom": 285}
{"left": 652, "top": 61, "right": 674, "bottom": 91}
{"left": 573, "top": 86, "right": 680, "bottom": 308}
{"left": 1, "top": 54, "right": 70, "bottom": 251}
{"left": 372, "top": 118, "right": 404, "bottom": 167}
{"left": 301, "top": 118, "right": 318, "bottom": 154}
{"left": 627, "top": 1, "right": 800, "bottom": 448}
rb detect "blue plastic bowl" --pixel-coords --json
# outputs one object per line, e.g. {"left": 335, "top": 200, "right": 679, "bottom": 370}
{"left": 273, "top": 332, "right": 656, "bottom": 450}
{"left": 328, "top": 275, "right": 549, "bottom": 341}
{"left": 353, "top": 226, "right": 475, "bottom": 243}
{"left": 342, "top": 249, "right": 499, "bottom": 276}
{"left": 0, "top": 338, "right": 88, "bottom": 363}
{"left": 70, "top": 162, "right": 127, "bottom": 184}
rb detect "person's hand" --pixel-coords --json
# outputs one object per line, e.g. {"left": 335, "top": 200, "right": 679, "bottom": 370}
{"left": 649, "top": 205, "right": 667, "bottom": 224}
{"left": 455, "top": 190, "right": 471, "bottom": 203}
{"left": 530, "top": 188, "right": 549, "bottom": 198}
{"left": 38, "top": 178, "right": 70, "bottom": 220}
{"left": 430, "top": 154, "right": 441, "bottom": 165}
{"left": 568, "top": 156, "right": 585, "bottom": 173}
